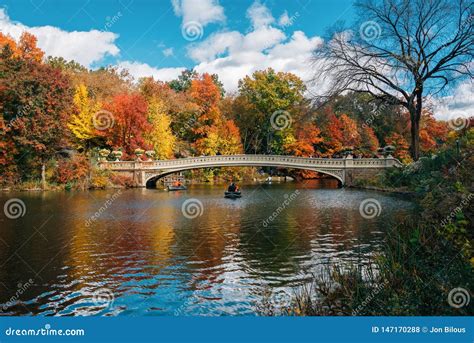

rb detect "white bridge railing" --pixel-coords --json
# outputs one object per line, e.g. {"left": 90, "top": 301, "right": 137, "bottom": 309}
{"left": 98, "top": 154, "right": 402, "bottom": 171}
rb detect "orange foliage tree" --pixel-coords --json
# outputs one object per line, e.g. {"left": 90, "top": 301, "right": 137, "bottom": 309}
{"left": 419, "top": 111, "right": 448, "bottom": 153}
{"left": 0, "top": 32, "right": 43, "bottom": 62}
{"left": 104, "top": 93, "right": 151, "bottom": 156}
{"left": 385, "top": 133, "right": 412, "bottom": 163}
{"left": 284, "top": 124, "right": 323, "bottom": 157}
{"left": 359, "top": 126, "right": 379, "bottom": 156}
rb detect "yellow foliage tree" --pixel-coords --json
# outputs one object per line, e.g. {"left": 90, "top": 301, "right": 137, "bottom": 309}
{"left": 146, "top": 99, "right": 175, "bottom": 159}
{"left": 67, "top": 84, "right": 101, "bottom": 150}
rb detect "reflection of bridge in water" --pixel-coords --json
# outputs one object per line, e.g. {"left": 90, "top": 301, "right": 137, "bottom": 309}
{"left": 98, "top": 154, "right": 403, "bottom": 188}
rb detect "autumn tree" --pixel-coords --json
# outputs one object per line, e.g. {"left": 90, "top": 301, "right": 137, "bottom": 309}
{"left": 284, "top": 124, "right": 323, "bottom": 157}
{"left": 104, "top": 93, "right": 151, "bottom": 156}
{"left": 323, "top": 113, "right": 344, "bottom": 156}
{"left": 313, "top": 0, "right": 473, "bottom": 160}
{"left": 169, "top": 69, "right": 225, "bottom": 97}
{"left": 190, "top": 73, "right": 223, "bottom": 154}
{"left": 0, "top": 41, "right": 72, "bottom": 187}
{"left": 139, "top": 76, "right": 199, "bottom": 144}
{"left": 17, "top": 32, "right": 44, "bottom": 62}
{"left": 359, "top": 126, "right": 379, "bottom": 156}
{"left": 0, "top": 114, "right": 17, "bottom": 184}
{"left": 145, "top": 99, "right": 176, "bottom": 159}
{"left": 0, "top": 32, "right": 44, "bottom": 62}
{"left": 235, "top": 68, "right": 306, "bottom": 154}
{"left": 168, "top": 69, "right": 197, "bottom": 93}
{"left": 385, "top": 133, "right": 412, "bottom": 163}
{"left": 419, "top": 110, "right": 449, "bottom": 153}
{"left": 339, "top": 114, "right": 361, "bottom": 148}
{"left": 67, "top": 84, "right": 103, "bottom": 151}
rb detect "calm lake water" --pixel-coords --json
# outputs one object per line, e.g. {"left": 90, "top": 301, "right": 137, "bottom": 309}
{"left": 0, "top": 181, "right": 414, "bottom": 316}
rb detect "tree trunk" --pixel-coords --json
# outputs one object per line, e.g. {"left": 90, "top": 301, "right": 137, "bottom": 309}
{"left": 41, "top": 163, "right": 46, "bottom": 190}
{"left": 409, "top": 91, "right": 423, "bottom": 161}
{"left": 410, "top": 115, "right": 420, "bottom": 161}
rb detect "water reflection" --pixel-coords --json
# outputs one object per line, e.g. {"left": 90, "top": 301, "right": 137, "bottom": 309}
{"left": 0, "top": 182, "right": 413, "bottom": 316}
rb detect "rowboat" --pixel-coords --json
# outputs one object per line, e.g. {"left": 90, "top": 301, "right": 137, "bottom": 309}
{"left": 167, "top": 185, "right": 187, "bottom": 191}
{"left": 224, "top": 191, "right": 242, "bottom": 198}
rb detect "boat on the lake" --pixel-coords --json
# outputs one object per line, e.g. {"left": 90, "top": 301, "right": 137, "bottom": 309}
{"left": 224, "top": 191, "right": 242, "bottom": 198}
{"left": 167, "top": 185, "right": 187, "bottom": 191}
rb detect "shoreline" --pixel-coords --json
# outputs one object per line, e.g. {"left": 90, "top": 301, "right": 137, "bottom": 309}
{"left": 1, "top": 180, "right": 415, "bottom": 196}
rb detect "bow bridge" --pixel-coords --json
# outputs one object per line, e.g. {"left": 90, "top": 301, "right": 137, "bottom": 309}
{"left": 98, "top": 154, "right": 402, "bottom": 188}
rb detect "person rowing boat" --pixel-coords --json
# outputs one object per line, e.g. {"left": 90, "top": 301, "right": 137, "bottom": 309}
{"left": 225, "top": 183, "right": 241, "bottom": 198}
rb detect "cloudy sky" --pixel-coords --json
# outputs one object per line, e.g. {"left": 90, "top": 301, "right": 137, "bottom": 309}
{"left": 0, "top": 0, "right": 471, "bottom": 119}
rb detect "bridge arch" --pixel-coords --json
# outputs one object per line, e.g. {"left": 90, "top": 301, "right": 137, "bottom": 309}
{"left": 144, "top": 166, "right": 345, "bottom": 188}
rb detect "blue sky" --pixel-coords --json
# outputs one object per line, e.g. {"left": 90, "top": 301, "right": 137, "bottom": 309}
{"left": 0, "top": 0, "right": 354, "bottom": 90}
{"left": 0, "top": 0, "right": 471, "bottom": 119}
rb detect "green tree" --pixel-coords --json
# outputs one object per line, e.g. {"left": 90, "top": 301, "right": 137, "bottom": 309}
{"left": 235, "top": 68, "right": 306, "bottom": 154}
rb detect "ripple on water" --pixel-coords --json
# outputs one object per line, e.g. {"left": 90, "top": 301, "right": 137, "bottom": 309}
{"left": 0, "top": 185, "right": 414, "bottom": 315}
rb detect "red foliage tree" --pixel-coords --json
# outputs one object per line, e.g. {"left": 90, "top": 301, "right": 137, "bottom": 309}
{"left": 0, "top": 44, "right": 72, "bottom": 185}
{"left": 104, "top": 93, "right": 151, "bottom": 156}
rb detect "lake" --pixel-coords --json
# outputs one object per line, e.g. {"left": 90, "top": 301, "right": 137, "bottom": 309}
{"left": 0, "top": 181, "right": 414, "bottom": 316}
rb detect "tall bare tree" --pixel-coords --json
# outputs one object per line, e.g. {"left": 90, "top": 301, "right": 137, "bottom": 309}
{"left": 312, "top": 0, "right": 473, "bottom": 160}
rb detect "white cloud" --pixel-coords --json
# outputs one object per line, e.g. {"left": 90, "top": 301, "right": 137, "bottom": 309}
{"left": 0, "top": 8, "right": 119, "bottom": 68}
{"left": 192, "top": 30, "right": 323, "bottom": 92}
{"left": 185, "top": 1, "right": 323, "bottom": 92}
{"left": 246, "top": 0, "right": 274, "bottom": 28}
{"left": 172, "top": 0, "right": 225, "bottom": 27}
{"left": 432, "top": 81, "right": 474, "bottom": 120}
{"left": 117, "top": 61, "right": 185, "bottom": 82}
{"left": 187, "top": 31, "right": 242, "bottom": 62}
